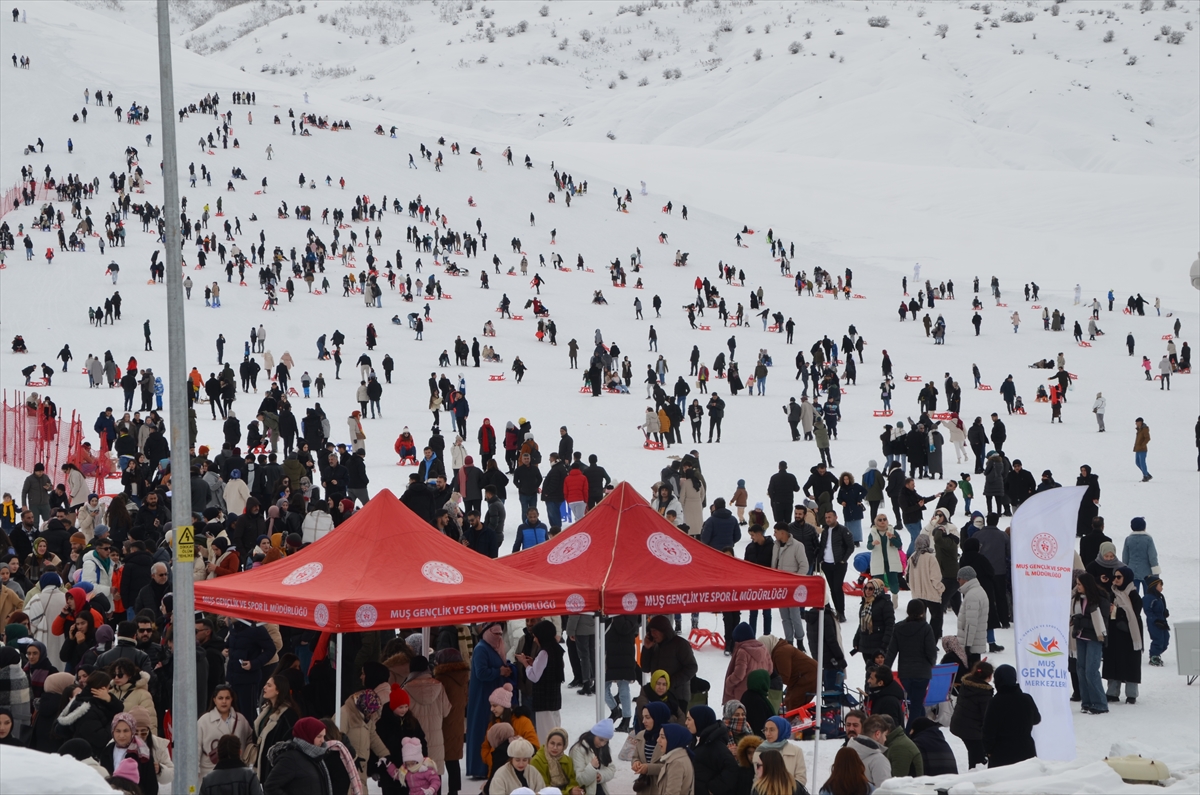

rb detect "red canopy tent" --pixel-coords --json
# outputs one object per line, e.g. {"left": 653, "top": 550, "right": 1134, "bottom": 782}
{"left": 194, "top": 488, "right": 597, "bottom": 631}
{"left": 498, "top": 481, "right": 826, "bottom": 614}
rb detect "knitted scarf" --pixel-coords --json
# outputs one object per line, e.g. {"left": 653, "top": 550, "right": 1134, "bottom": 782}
{"left": 1110, "top": 584, "right": 1143, "bottom": 652}
{"left": 324, "top": 739, "right": 363, "bottom": 795}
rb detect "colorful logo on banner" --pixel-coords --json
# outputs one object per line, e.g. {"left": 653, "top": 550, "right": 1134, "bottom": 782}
{"left": 1027, "top": 633, "right": 1064, "bottom": 658}
{"left": 548, "top": 533, "right": 591, "bottom": 564}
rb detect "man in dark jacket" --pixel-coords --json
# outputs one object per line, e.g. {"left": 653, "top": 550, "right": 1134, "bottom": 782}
{"left": 909, "top": 717, "right": 958, "bottom": 776}
{"left": 118, "top": 540, "right": 155, "bottom": 618}
{"left": 540, "top": 454, "right": 567, "bottom": 533}
{"left": 1003, "top": 459, "right": 1036, "bottom": 509}
{"left": 640, "top": 614, "right": 699, "bottom": 704}
{"left": 767, "top": 461, "right": 800, "bottom": 524}
{"left": 558, "top": 426, "right": 574, "bottom": 462}
{"left": 699, "top": 498, "right": 740, "bottom": 550}
{"left": 400, "top": 474, "right": 436, "bottom": 525}
{"left": 967, "top": 417, "right": 988, "bottom": 474}
{"left": 884, "top": 600, "right": 938, "bottom": 727}
{"left": 817, "top": 509, "right": 855, "bottom": 621}
{"left": 346, "top": 448, "right": 370, "bottom": 506}
{"left": 513, "top": 453, "right": 543, "bottom": 518}
{"left": 131, "top": 492, "right": 170, "bottom": 546}
{"left": 584, "top": 454, "right": 611, "bottom": 508}
{"left": 190, "top": 466, "right": 212, "bottom": 511}
{"left": 462, "top": 510, "right": 498, "bottom": 558}
{"left": 93, "top": 408, "right": 117, "bottom": 450}
{"left": 96, "top": 621, "right": 154, "bottom": 675}
{"left": 899, "top": 478, "right": 940, "bottom": 554}
{"left": 802, "top": 463, "right": 838, "bottom": 517}
{"left": 223, "top": 619, "right": 276, "bottom": 716}
{"left": 989, "top": 413, "right": 1006, "bottom": 453}
{"left": 743, "top": 524, "right": 776, "bottom": 635}
{"left": 483, "top": 487, "right": 506, "bottom": 544}
{"left": 134, "top": 562, "right": 171, "bottom": 616}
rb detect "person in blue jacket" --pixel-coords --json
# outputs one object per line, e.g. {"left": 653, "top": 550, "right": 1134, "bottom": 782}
{"left": 512, "top": 507, "right": 548, "bottom": 553}
{"left": 1121, "top": 516, "right": 1159, "bottom": 595}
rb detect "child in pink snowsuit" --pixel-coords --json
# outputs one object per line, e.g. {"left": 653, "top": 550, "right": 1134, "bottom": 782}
{"left": 395, "top": 737, "right": 441, "bottom": 795}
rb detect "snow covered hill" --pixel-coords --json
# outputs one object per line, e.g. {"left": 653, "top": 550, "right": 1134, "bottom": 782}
{"left": 1, "top": 0, "right": 1198, "bottom": 790}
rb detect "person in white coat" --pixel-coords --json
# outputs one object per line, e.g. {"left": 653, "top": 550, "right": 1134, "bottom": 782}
{"left": 1092, "top": 392, "right": 1106, "bottom": 433}
{"left": 939, "top": 417, "right": 968, "bottom": 464}
{"left": 223, "top": 470, "right": 250, "bottom": 517}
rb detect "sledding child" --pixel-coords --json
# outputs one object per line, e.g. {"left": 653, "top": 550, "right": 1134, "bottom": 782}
{"left": 1144, "top": 575, "right": 1169, "bottom": 667}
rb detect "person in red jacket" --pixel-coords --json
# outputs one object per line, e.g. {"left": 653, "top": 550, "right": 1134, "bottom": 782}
{"left": 564, "top": 465, "right": 589, "bottom": 523}
{"left": 51, "top": 587, "right": 105, "bottom": 637}
{"left": 478, "top": 418, "right": 497, "bottom": 468}
{"left": 395, "top": 427, "right": 417, "bottom": 463}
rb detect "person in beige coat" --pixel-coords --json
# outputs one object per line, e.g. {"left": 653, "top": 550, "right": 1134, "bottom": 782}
{"left": 223, "top": 473, "right": 250, "bottom": 517}
{"left": 677, "top": 465, "right": 707, "bottom": 537}
{"left": 403, "top": 657, "right": 452, "bottom": 773}
{"left": 110, "top": 663, "right": 157, "bottom": 735}
{"left": 487, "top": 737, "right": 546, "bottom": 795}
{"left": 634, "top": 723, "right": 695, "bottom": 795}
{"left": 906, "top": 533, "right": 947, "bottom": 639}
{"left": 197, "top": 685, "right": 253, "bottom": 778}
{"left": 340, "top": 685, "right": 393, "bottom": 790}
{"left": 130, "top": 705, "right": 173, "bottom": 787}
{"left": 434, "top": 648, "right": 470, "bottom": 792}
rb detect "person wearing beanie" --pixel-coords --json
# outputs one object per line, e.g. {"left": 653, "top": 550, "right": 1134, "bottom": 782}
{"left": 731, "top": 479, "right": 749, "bottom": 525}
{"left": 1144, "top": 574, "right": 1170, "bottom": 667}
{"left": 956, "top": 566, "right": 989, "bottom": 668}
{"left": 481, "top": 683, "right": 539, "bottom": 775}
{"left": 632, "top": 723, "right": 694, "bottom": 794}
{"left": 722, "top": 623, "right": 771, "bottom": 704}
{"left": 529, "top": 727, "right": 579, "bottom": 794}
{"left": 101, "top": 711, "right": 158, "bottom": 795}
{"left": 392, "top": 735, "right": 441, "bottom": 795}
{"left": 688, "top": 704, "right": 741, "bottom": 792}
{"left": 376, "top": 684, "right": 430, "bottom": 795}
{"left": 1121, "top": 517, "right": 1159, "bottom": 595}
{"left": 982, "top": 664, "right": 1040, "bottom": 767}
{"left": 489, "top": 736, "right": 547, "bottom": 795}
{"left": 262, "top": 716, "right": 330, "bottom": 794}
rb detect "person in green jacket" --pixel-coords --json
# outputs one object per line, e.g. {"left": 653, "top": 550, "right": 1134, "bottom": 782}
{"left": 529, "top": 727, "right": 579, "bottom": 792}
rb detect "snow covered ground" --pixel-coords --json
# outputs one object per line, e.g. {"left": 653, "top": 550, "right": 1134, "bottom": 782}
{"left": 1, "top": 0, "right": 1197, "bottom": 791}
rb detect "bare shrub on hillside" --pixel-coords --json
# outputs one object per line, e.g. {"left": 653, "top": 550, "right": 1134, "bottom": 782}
{"left": 638, "top": 48, "right": 654, "bottom": 60}
{"left": 480, "top": 5, "right": 493, "bottom": 18}
{"left": 1160, "top": 25, "right": 1172, "bottom": 35}
{"left": 1127, "top": 54, "right": 1138, "bottom": 64}
{"left": 580, "top": 29, "right": 592, "bottom": 41}
{"left": 558, "top": 37, "right": 568, "bottom": 50}
{"left": 1167, "top": 29, "right": 1184, "bottom": 43}
{"left": 868, "top": 16, "right": 889, "bottom": 28}
{"left": 804, "top": 30, "right": 812, "bottom": 39}
{"left": 609, "top": 80, "right": 616, "bottom": 88}
{"left": 1139, "top": 0, "right": 1153, "bottom": 11}
{"left": 753, "top": 47, "right": 762, "bottom": 60}
{"left": 1051, "top": 4, "right": 1059, "bottom": 16}
{"left": 936, "top": 23, "right": 948, "bottom": 37}
{"left": 788, "top": 40, "right": 802, "bottom": 53}
{"left": 539, "top": 4, "right": 549, "bottom": 16}
{"left": 517, "top": 20, "right": 528, "bottom": 32}
{"left": 638, "top": 76, "right": 649, "bottom": 85}
{"left": 1164, "top": 0, "right": 1176, "bottom": 7}
{"left": 1104, "top": 30, "right": 1114, "bottom": 42}
{"left": 607, "top": 131, "right": 617, "bottom": 139}
{"left": 619, "top": 70, "right": 628, "bottom": 79}
{"left": 1076, "top": 19, "right": 1085, "bottom": 29}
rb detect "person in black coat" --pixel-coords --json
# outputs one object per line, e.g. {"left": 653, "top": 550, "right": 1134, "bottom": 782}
{"left": 199, "top": 735, "right": 264, "bottom": 795}
{"left": 885, "top": 600, "right": 939, "bottom": 726}
{"left": 264, "top": 717, "right": 333, "bottom": 795}
{"left": 908, "top": 717, "right": 958, "bottom": 776}
{"left": 1075, "top": 465, "right": 1101, "bottom": 538}
{"left": 982, "top": 664, "right": 1040, "bottom": 767}
{"left": 399, "top": 474, "right": 437, "bottom": 525}
{"left": 851, "top": 580, "right": 895, "bottom": 684}
{"left": 604, "top": 615, "right": 640, "bottom": 731}
{"left": 967, "top": 418, "right": 988, "bottom": 474}
{"left": 688, "top": 706, "right": 739, "bottom": 795}
{"left": 53, "top": 672, "right": 123, "bottom": 757}
{"left": 864, "top": 666, "right": 906, "bottom": 729}
{"left": 375, "top": 686, "right": 428, "bottom": 795}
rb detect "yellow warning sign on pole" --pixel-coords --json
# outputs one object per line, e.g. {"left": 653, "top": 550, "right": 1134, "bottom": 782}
{"left": 176, "top": 525, "right": 195, "bottom": 562}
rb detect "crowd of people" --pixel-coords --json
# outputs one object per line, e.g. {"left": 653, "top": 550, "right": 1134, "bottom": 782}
{"left": 0, "top": 50, "right": 1194, "bottom": 795}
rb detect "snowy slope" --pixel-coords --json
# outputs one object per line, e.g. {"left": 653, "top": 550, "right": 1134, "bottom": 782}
{"left": 2, "top": 0, "right": 1198, "bottom": 790}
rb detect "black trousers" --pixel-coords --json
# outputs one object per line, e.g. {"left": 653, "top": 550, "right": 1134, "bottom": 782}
{"left": 823, "top": 563, "right": 848, "bottom": 616}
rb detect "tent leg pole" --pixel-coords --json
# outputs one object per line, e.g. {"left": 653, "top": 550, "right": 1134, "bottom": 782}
{"left": 595, "top": 613, "right": 605, "bottom": 725}
{"left": 335, "top": 633, "right": 343, "bottom": 732}
{"left": 814, "top": 605, "right": 825, "bottom": 780}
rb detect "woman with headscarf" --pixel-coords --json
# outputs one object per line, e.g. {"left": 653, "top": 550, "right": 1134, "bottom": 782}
{"left": 100, "top": 711, "right": 159, "bottom": 795}
{"left": 263, "top": 716, "right": 333, "bottom": 795}
{"left": 484, "top": 720, "right": 515, "bottom": 781}
{"left": 739, "top": 669, "right": 774, "bottom": 737}
{"left": 570, "top": 719, "right": 617, "bottom": 795}
{"left": 722, "top": 700, "right": 752, "bottom": 752}
{"left": 688, "top": 705, "right": 738, "bottom": 795}
{"left": 514, "top": 619, "right": 565, "bottom": 742}
{"left": 752, "top": 715, "right": 807, "bottom": 790}
{"left": 634, "top": 722, "right": 694, "bottom": 795}
{"left": 851, "top": 578, "right": 895, "bottom": 685}
{"left": 29, "top": 671, "right": 75, "bottom": 751}
{"left": 905, "top": 534, "right": 945, "bottom": 640}
{"left": 57, "top": 611, "right": 97, "bottom": 673}
{"left": 466, "top": 622, "right": 516, "bottom": 778}
{"left": 340, "top": 662, "right": 392, "bottom": 791}
{"left": 982, "top": 664, "right": 1040, "bottom": 767}
{"left": 529, "top": 726, "right": 579, "bottom": 793}
{"left": 20, "top": 638, "right": 56, "bottom": 697}
{"left": 633, "top": 669, "right": 685, "bottom": 725}
{"left": 633, "top": 701, "right": 672, "bottom": 767}
{"left": 1103, "top": 565, "right": 1144, "bottom": 704}
{"left": 865, "top": 514, "right": 903, "bottom": 606}
{"left": 130, "top": 705, "right": 174, "bottom": 788}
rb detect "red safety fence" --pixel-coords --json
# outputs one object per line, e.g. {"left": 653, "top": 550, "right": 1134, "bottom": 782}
{"left": 1, "top": 390, "right": 84, "bottom": 478}
{"left": 0, "top": 179, "right": 52, "bottom": 220}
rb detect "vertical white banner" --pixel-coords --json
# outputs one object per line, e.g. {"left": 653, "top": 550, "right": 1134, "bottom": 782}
{"left": 1010, "top": 486, "right": 1085, "bottom": 762}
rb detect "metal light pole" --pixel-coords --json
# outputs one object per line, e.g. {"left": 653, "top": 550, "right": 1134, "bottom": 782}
{"left": 155, "top": 2, "right": 197, "bottom": 791}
